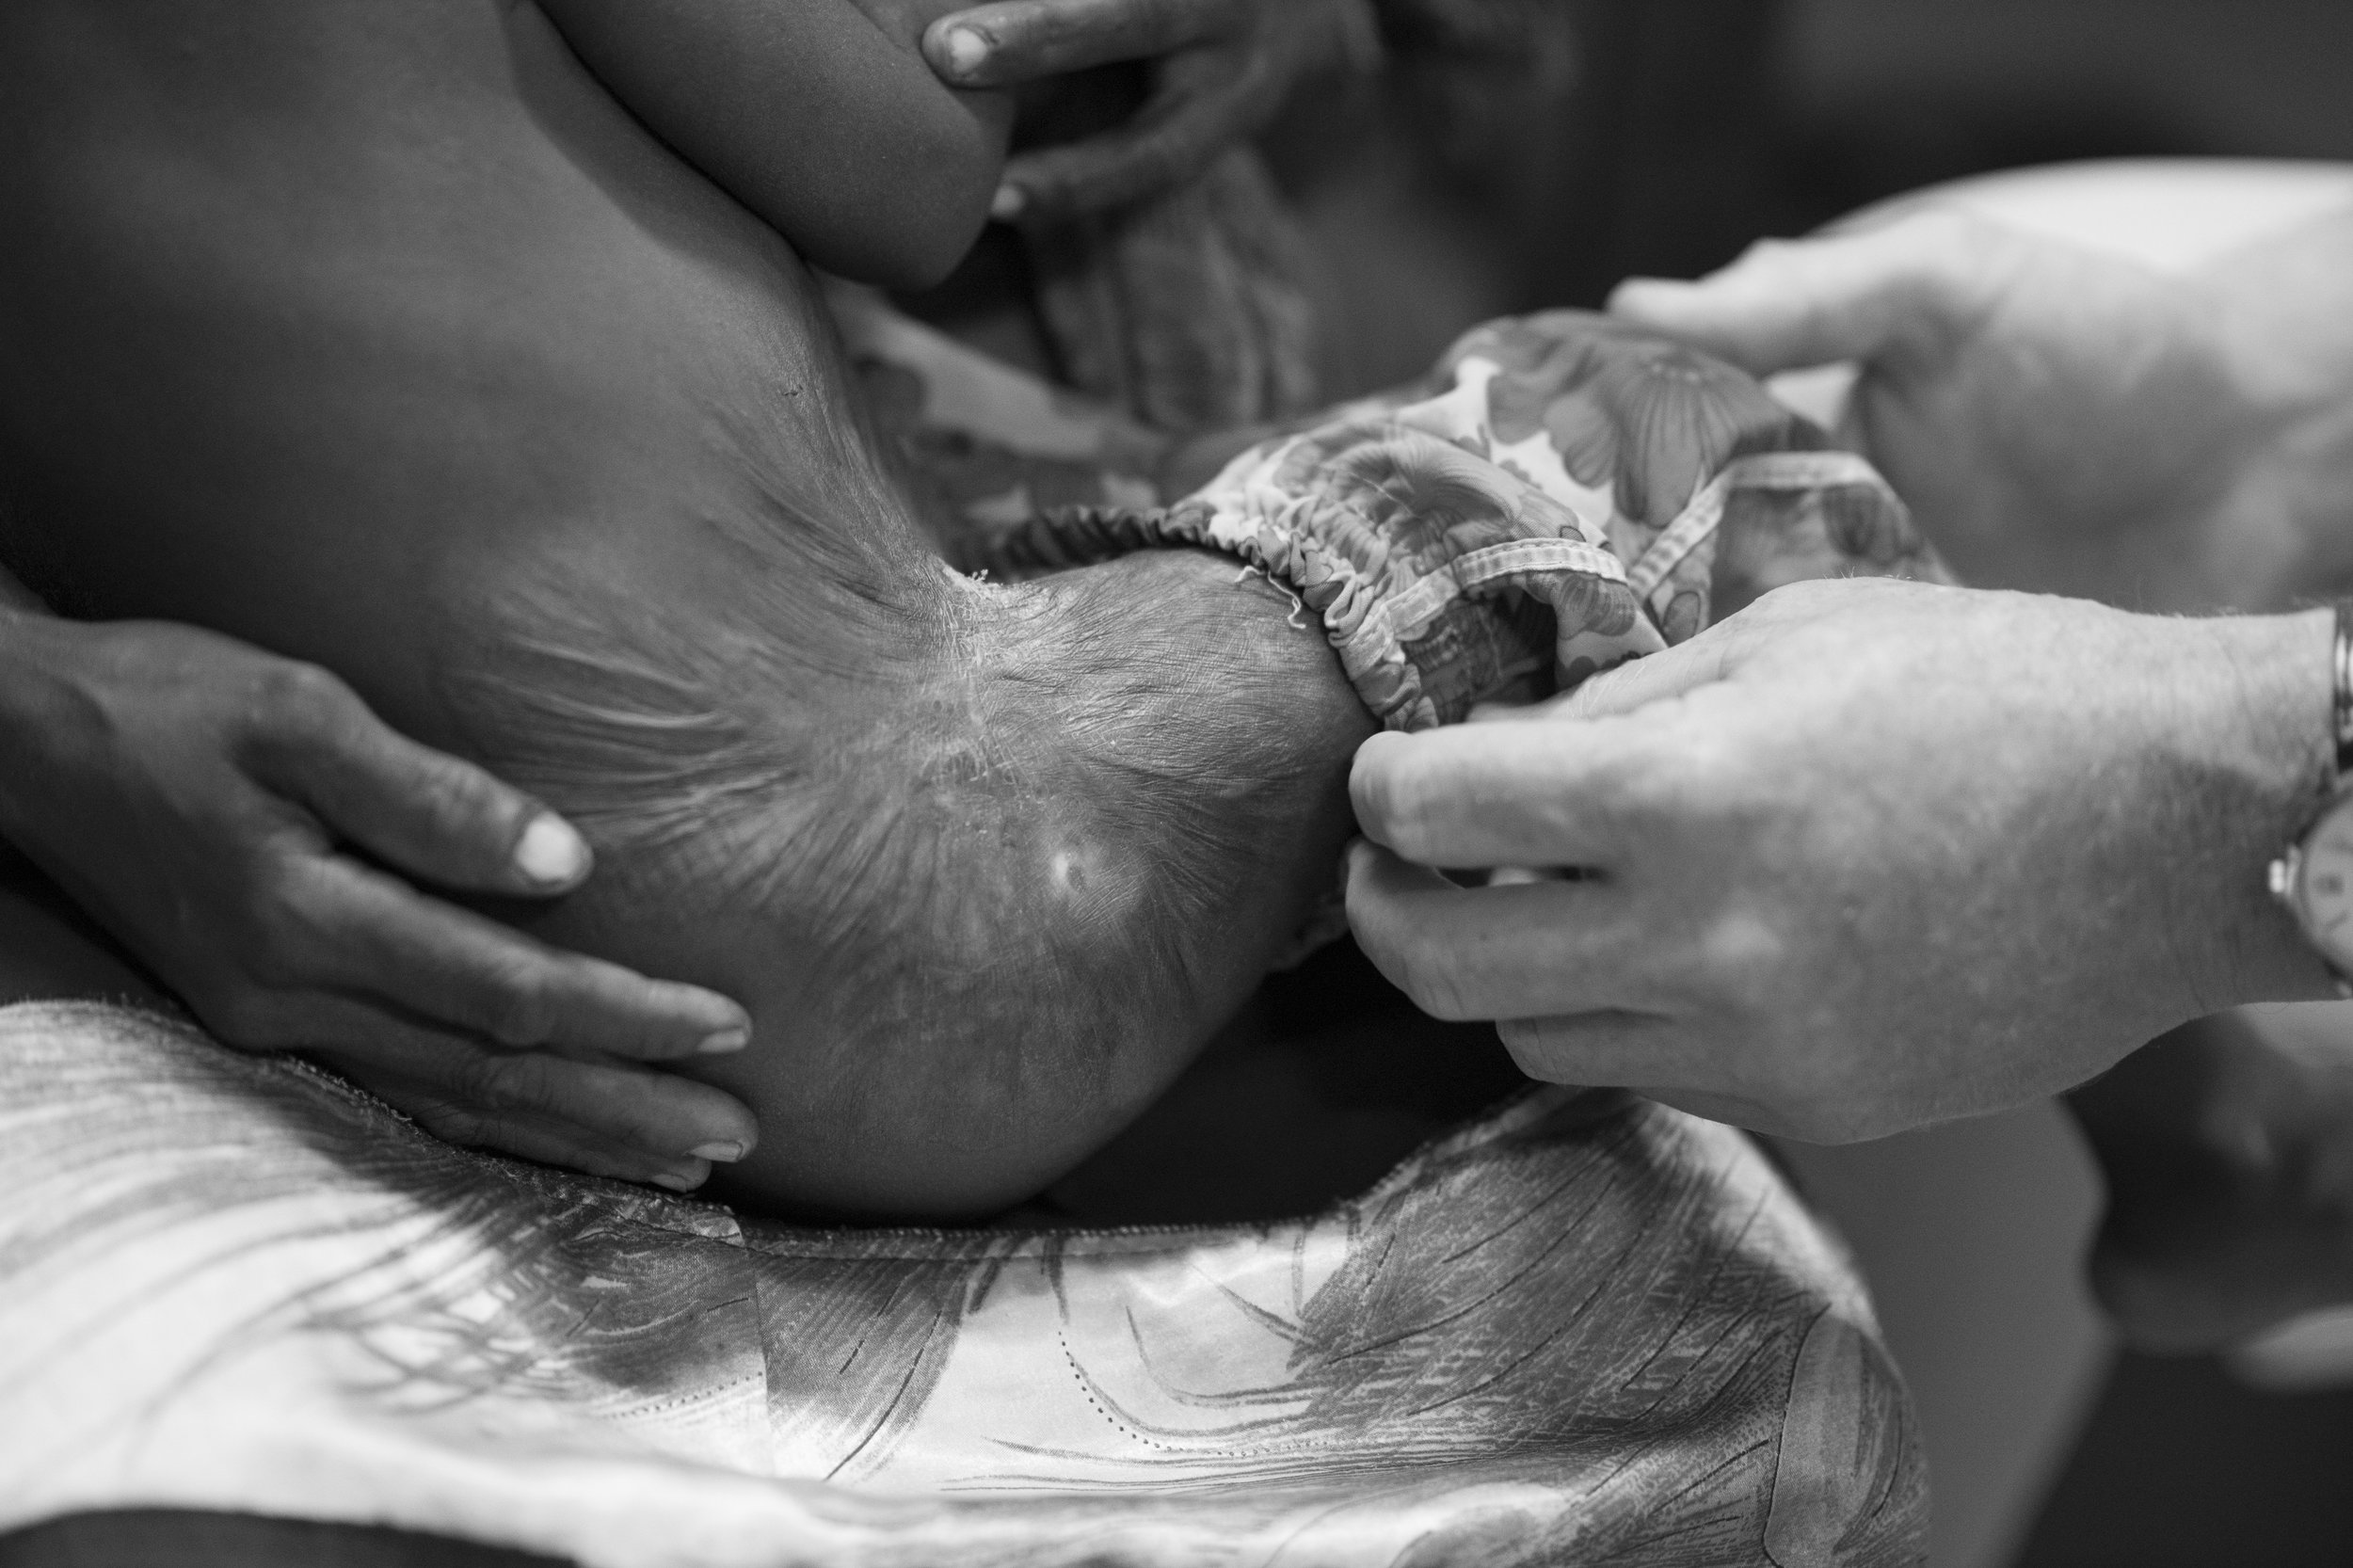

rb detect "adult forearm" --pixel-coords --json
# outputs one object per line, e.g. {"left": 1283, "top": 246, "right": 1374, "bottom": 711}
{"left": 2188, "top": 606, "right": 2343, "bottom": 1006}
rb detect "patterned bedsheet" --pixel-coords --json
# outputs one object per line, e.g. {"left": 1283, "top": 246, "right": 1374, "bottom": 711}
{"left": 0, "top": 1003, "right": 1925, "bottom": 1566}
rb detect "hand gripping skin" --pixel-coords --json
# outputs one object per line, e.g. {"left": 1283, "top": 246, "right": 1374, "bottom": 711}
{"left": 991, "top": 311, "right": 1942, "bottom": 732}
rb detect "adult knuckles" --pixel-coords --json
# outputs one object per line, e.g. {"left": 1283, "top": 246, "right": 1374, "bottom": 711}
{"left": 1893, "top": 209, "right": 2005, "bottom": 286}
{"left": 410, "top": 1099, "right": 495, "bottom": 1152}
{"left": 229, "top": 860, "right": 346, "bottom": 987}
{"left": 246, "top": 659, "right": 357, "bottom": 737}
{"left": 1599, "top": 729, "right": 1750, "bottom": 843}
{"left": 1742, "top": 577, "right": 1854, "bottom": 628}
{"left": 1497, "top": 1019, "right": 1579, "bottom": 1082}
{"left": 476, "top": 955, "right": 559, "bottom": 1047}
{"left": 1695, "top": 906, "right": 1789, "bottom": 992}
{"left": 1728, "top": 235, "right": 1813, "bottom": 282}
{"left": 1388, "top": 934, "right": 1482, "bottom": 1022}
{"left": 1347, "top": 891, "right": 1477, "bottom": 1019}
{"left": 1353, "top": 745, "right": 1449, "bottom": 856}
{"left": 452, "top": 1048, "right": 567, "bottom": 1119}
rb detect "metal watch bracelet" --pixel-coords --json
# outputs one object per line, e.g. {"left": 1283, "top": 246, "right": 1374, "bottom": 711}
{"left": 2334, "top": 600, "right": 2353, "bottom": 776}
{"left": 2266, "top": 602, "right": 2353, "bottom": 998}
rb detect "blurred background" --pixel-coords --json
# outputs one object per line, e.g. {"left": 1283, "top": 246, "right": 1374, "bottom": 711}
{"left": 1281, "top": 0, "right": 2353, "bottom": 382}
{"left": 1271, "top": 3, "right": 2353, "bottom": 1565}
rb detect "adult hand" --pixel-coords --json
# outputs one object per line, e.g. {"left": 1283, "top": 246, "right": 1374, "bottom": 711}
{"left": 0, "top": 610, "right": 759, "bottom": 1192}
{"left": 1609, "top": 206, "right": 2353, "bottom": 614}
{"left": 1346, "top": 578, "right": 2338, "bottom": 1142}
{"left": 921, "top": 0, "right": 1371, "bottom": 219}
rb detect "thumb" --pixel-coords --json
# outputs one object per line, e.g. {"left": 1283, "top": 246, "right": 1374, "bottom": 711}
{"left": 1608, "top": 210, "right": 2009, "bottom": 376}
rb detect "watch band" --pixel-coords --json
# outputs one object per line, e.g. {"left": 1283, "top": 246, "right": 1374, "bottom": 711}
{"left": 2333, "top": 600, "right": 2353, "bottom": 776}
{"left": 2280, "top": 604, "right": 2353, "bottom": 996}
{"left": 2270, "top": 607, "right": 2353, "bottom": 996}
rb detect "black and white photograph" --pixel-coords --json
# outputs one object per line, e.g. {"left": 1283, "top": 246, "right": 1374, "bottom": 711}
{"left": 3, "top": 3, "right": 2351, "bottom": 1564}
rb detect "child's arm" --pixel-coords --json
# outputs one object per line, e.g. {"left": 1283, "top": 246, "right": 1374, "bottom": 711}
{"left": 536, "top": 0, "right": 1013, "bottom": 290}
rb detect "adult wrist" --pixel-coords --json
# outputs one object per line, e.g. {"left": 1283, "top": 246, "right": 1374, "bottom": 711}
{"left": 2185, "top": 606, "right": 2340, "bottom": 1009}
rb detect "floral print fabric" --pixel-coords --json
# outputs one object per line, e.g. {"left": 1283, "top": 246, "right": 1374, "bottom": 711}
{"left": 983, "top": 311, "right": 1941, "bottom": 731}
{"left": 0, "top": 1003, "right": 1926, "bottom": 1567}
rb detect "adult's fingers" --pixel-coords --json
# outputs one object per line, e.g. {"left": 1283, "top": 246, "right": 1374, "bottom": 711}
{"left": 249, "top": 666, "right": 593, "bottom": 897}
{"left": 1606, "top": 211, "right": 2013, "bottom": 377}
{"left": 294, "top": 995, "right": 759, "bottom": 1169}
{"left": 924, "top": 0, "right": 1251, "bottom": 88}
{"left": 1553, "top": 622, "right": 1753, "bottom": 720}
{"left": 1496, "top": 1014, "right": 1721, "bottom": 1102}
{"left": 282, "top": 854, "right": 751, "bottom": 1060}
{"left": 1345, "top": 840, "right": 1657, "bottom": 1021}
{"left": 1497, "top": 1017, "right": 1839, "bottom": 1138}
{"left": 341, "top": 1064, "right": 721, "bottom": 1192}
{"left": 1349, "top": 708, "right": 1703, "bottom": 871}
{"left": 1472, "top": 623, "right": 1748, "bottom": 731}
{"left": 996, "top": 60, "right": 1269, "bottom": 217}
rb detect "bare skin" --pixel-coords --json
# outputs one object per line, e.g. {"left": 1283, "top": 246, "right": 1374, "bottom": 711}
{"left": 0, "top": 597, "right": 759, "bottom": 1191}
{"left": 536, "top": 0, "right": 1013, "bottom": 288}
{"left": 920, "top": 0, "right": 1372, "bottom": 220}
{"left": 1610, "top": 204, "right": 2353, "bottom": 614}
{"left": 1348, "top": 579, "right": 2335, "bottom": 1142}
{"left": 1596, "top": 182, "right": 2353, "bottom": 1342}
{"left": 0, "top": 0, "right": 1368, "bottom": 1219}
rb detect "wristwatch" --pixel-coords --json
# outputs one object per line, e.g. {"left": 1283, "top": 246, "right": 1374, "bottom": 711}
{"left": 2267, "top": 602, "right": 2353, "bottom": 994}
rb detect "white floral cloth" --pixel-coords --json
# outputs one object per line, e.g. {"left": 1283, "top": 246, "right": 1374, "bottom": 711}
{"left": 0, "top": 1002, "right": 1925, "bottom": 1566}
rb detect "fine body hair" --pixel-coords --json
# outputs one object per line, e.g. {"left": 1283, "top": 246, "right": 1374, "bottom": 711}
{"left": 446, "top": 390, "right": 1368, "bottom": 1217}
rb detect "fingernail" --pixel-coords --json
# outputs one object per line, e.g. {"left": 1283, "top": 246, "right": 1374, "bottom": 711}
{"left": 650, "top": 1166, "right": 706, "bottom": 1192}
{"left": 696, "top": 1026, "right": 750, "bottom": 1056}
{"left": 689, "top": 1141, "right": 746, "bottom": 1164}
{"left": 989, "top": 183, "right": 1025, "bottom": 222}
{"left": 514, "top": 814, "right": 591, "bottom": 886}
{"left": 939, "top": 25, "right": 989, "bottom": 78}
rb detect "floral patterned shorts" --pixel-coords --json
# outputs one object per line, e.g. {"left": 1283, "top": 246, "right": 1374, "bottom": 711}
{"left": 843, "top": 295, "right": 1943, "bottom": 733}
